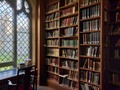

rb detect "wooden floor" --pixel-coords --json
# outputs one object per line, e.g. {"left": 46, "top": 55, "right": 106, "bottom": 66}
{"left": 37, "top": 86, "right": 55, "bottom": 90}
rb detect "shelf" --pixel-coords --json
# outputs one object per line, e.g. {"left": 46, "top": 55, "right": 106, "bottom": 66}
{"left": 60, "top": 67, "right": 78, "bottom": 72}
{"left": 46, "top": 55, "right": 59, "bottom": 58}
{"left": 80, "top": 2, "right": 100, "bottom": 9}
{"left": 80, "top": 67, "right": 100, "bottom": 73}
{"left": 108, "top": 33, "right": 120, "bottom": 36}
{"left": 109, "top": 57, "right": 120, "bottom": 60}
{"left": 80, "top": 16, "right": 100, "bottom": 22}
{"left": 48, "top": 71, "right": 59, "bottom": 76}
{"left": 80, "top": 30, "right": 100, "bottom": 33}
{"left": 109, "top": 46, "right": 120, "bottom": 48}
{"left": 60, "top": 36, "right": 78, "bottom": 39}
{"left": 80, "top": 55, "right": 100, "bottom": 59}
{"left": 45, "top": 27, "right": 59, "bottom": 30}
{"left": 46, "top": 9, "right": 59, "bottom": 15}
{"left": 109, "top": 81, "right": 120, "bottom": 87}
{"left": 80, "top": 80, "right": 100, "bottom": 87}
{"left": 46, "top": 46, "right": 59, "bottom": 48}
{"left": 60, "top": 12, "right": 78, "bottom": 19}
{"left": 60, "top": 24, "right": 78, "bottom": 29}
{"left": 47, "top": 1, "right": 59, "bottom": 6}
{"left": 109, "top": 22, "right": 120, "bottom": 25}
{"left": 60, "top": 47, "right": 78, "bottom": 49}
{"left": 80, "top": 44, "right": 100, "bottom": 46}
{"left": 46, "top": 37, "right": 59, "bottom": 39}
{"left": 60, "top": 2, "right": 78, "bottom": 10}
{"left": 60, "top": 56, "right": 78, "bottom": 60}
{"left": 108, "top": 69, "right": 120, "bottom": 74}
{"left": 111, "top": 7, "right": 120, "bottom": 12}
{"left": 47, "top": 64, "right": 59, "bottom": 67}
{"left": 45, "top": 18, "right": 59, "bottom": 23}
{"left": 67, "top": 77, "right": 78, "bottom": 82}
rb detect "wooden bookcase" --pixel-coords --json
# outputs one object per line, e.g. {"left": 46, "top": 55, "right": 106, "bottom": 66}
{"left": 42, "top": 0, "right": 110, "bottom": 90}
{"left": 108, "top": 0, "right": 120, "bottom": 90}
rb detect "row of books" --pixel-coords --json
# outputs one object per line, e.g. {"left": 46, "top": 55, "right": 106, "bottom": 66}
{"left": 61, "top": 6, "right": 77, "bottom": 16}
{"left": 60, "top": 78, "right": 78, "bottom": 89}
{"left": 80, "top": 83, "right": 100, "bottom": 90}
{"left": 114, "top": 49, "right": 120, "bottom": 59}
{"left": 89, "top": 60, "right": 100, "bottom": 71}
{"left": 82, "top": 19, "right": 100, "bottom": 31}
{"left": 48, "top": 66, "right": 59, "bottom": 73}
{"left": 61, "top": 39, "right": 78, "bottom": 47}
{"left": 110, "top": 25, "right": 120, "bottom": 34}
{"left": 81, "top": 59, "right": 100, "bottom": 71}
{"left": 46, "top": 20, "right": 59, "bottom": 29}
{"left": 47, "top": 39, "right": 59, "bottom": 46}
{"left": 46, "top": 12, "right": 58, "bottom": 21}
{"left": 68, "top": 71, "right": 78, "bottom": 80}
{"left": 81, "top": 0, "right": 100, "bottom": 6}
{"left": 116, "top": 12, "right": 120, "bottom": 23}
{"left": 116, "top": 39, "right": 120, "bottom": 46}
{"left": 64, "top": 0, "right": 78, "bottom": 6}
{"left": 61, "top": 16, "right": 78, "bottom": 27}
{"left": 46, "top": 30, "right": 59, "bottom": 38}
{"left": 85, "top": 46, "right": 100, "bottom": 57}
{"left": 49, "top": 73, "right": 59, "bottom": 82}
{"left": 61, "top": 49, "right": 78, "bottom": 59}
{"left": 46, "top": 3, "right": 58, "bottom": 13}
{"left": 82, "top": 32, "right": 100, "bottom": 44}
{"left": 61, "top": 27, "right": 78, "bottom": 37}
{"left": 80, "top": 71, "right": 100, "bottom": 85}
{"left": 47, "top": 48, "right": 59, "bottom": 56}
{"left": 61, "top": 60, "right": 78, "bottom": 70}
{"left": 81, "top": 5, "right": 100, "bottom": 19}
{"left": 46, "top": 58, "right": 58, "bottom": 66}
{"left": 111, "top": 73, "right": 120, "bottom": 85}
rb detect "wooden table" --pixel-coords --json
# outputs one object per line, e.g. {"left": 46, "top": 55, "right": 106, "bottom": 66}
{"left": 0, "top": 67, "right": 37, "bottom": 90}
{"left": 0, "top": 68, "right": 18, "bottom": 81}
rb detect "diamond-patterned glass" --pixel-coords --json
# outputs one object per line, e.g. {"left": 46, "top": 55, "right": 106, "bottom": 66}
{"left": 0, "top": 66, "right": 13, "bottom": 71}
{"left": 0, "top": 0, "right": 31, "bottom": 71}
{"left": 24, "top": 1, "right": 30, "bottom": 13}
{"left": 17, "top": 0, "right": 22, "bottom": 10}
{"left": 0, "top": 1, "right": 14, "bottom": 64}
{"left": 17, "top": 12, "right": 30, "bottom": 64}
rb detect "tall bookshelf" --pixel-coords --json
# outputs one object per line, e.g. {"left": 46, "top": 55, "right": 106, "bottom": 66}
{"left": 44, "top": 0, "right": 108, "bottom": 90}
{"left": 79, "top": 0, "right": 109, "bottom": 90}
{"left": 59, "top": 0, "right": 79, "bottom": 89}
{"left": 45, "top": 0, "right": 60, "bottom": 83}
{"left": 108, "top": 0, "right": 120, "bottom": 90}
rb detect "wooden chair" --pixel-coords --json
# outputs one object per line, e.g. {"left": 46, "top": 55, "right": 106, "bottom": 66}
{"left": 0, "top": 80, "right": 8, "bottom": 90}
{"left": 9, "top": 65, "right": 37, "bottom": 90}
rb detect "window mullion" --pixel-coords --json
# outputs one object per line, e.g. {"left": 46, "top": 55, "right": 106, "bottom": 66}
{"left": 13, "top": 3, "right": 17, "bottom": 68}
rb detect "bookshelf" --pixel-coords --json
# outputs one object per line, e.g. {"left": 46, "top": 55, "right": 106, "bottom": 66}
{"left": 108, "top": 0, "right": 120, "bottom": 90}
{"left": 79, "top": 0, "right": 103, "bottom": 90}
{"left": 45, "top": 1, "right": 60, "bottom": 84}
{"left": 43, "top": 0, "right": 109, "bottom": 90}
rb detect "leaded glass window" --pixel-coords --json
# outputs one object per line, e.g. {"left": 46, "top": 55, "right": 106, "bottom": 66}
{"left": 0, "top": 0, "right": 32, "bottom": 71}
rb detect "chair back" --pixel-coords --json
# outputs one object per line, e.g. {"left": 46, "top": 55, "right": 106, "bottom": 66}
{"left": 16, "top": 65, "right": 37, "bottom": 90}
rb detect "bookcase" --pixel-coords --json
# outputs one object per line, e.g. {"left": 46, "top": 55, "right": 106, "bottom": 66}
{"left": 108, "top": 0, "right": 120, "bottom": 90}
{"left": 43, "top": 0, "right": 109, "bottom": 90}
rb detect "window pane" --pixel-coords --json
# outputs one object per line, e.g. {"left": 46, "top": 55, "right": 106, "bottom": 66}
{"left": 17, "top": 0, "right": 22, "bottom": 10}
{"left": 17, "top": 12, "right": 30, "bottom": 64}
{"left": 24, "top": 1, "right": 30, "bottom": 13}
{"left": 0, "top": 1, "right": 14, "bottom": 64}
{"left": 0, "top": 66, "right": 13, "bottom": 71}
